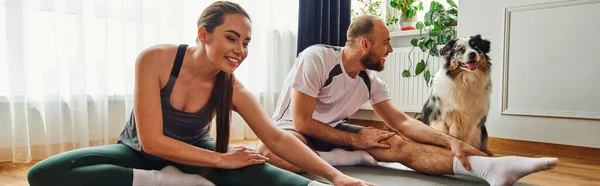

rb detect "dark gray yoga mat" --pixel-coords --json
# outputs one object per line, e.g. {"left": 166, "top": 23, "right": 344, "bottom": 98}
{"left": 245, "top": 144, "right": 535, "bottom": 186}
{"left": 300, "top": 162, "right": 535, "bottom": 186}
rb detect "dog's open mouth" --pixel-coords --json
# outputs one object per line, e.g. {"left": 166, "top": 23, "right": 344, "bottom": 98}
{"left": 460, "top": 61, "right": 478, "bottom": 70}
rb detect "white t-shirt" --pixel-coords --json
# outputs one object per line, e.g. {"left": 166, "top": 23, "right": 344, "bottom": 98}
{"left": 272, "top": 44, "right": 391, "bottom": 130}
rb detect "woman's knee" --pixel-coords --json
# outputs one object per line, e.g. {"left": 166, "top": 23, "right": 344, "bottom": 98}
{"left": 28, "top": 144, "right": 141, "bottom": 185}
{"left": 27, "top": 157, "right": 66, "bottom": 186}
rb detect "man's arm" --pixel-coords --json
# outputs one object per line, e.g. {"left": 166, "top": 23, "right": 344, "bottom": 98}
{"left": 371, "top": 100, "right": 456, "bottom": 147}
{"left": 292, "top": 89, "right": 394, "bottom": 149}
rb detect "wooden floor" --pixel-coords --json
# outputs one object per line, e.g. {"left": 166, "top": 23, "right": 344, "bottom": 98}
{"left": 2, "top": 140, "right": 599, "bottom": 186}
{"left": 489, "top": 148, "right": 600, "bottom": 186}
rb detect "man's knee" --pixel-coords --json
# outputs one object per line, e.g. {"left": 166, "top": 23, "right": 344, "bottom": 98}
{"left": 381, "top": 135, "right": 408, "bottom": 148}
{"left": 367, "top": 135, "right": 410, "bottom": 161}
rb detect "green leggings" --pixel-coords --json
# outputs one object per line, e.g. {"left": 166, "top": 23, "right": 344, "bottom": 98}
{"left": 27, "top": 139, "right": 311, "bottom": 186}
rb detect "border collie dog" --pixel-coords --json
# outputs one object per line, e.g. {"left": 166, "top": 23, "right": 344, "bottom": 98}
{"left": 418, "top": 34, "right": 493, "bottom": 155}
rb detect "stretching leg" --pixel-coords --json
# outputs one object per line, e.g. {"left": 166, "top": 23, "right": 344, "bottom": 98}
{"left": 27, "top": 144, "right": 160, "bottom": 186}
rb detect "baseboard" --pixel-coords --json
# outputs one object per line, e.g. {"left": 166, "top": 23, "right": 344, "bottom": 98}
{"left": 487, "top": 137, "right": 600, "bottom": 162}
{"left": 348, "top": 119, "right": 600, "bottom": 162}
{"left": 0, "top": 138, "right": 120, "bottom": 162}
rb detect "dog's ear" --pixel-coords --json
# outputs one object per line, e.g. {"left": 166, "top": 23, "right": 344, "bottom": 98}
{"left": 440, "top": 39, "right": 457, "bottom": 56}
{"left": 481, "top": 38, "right": 491, "bottom": 54}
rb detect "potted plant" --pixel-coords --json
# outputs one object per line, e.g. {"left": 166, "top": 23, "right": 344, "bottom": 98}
{"left": 385, "top": 7, "right": 400, "bottom": 31}
{"left": 352, "top": 0, "right": 384, "bottom": 21}
{"left": 402, "top": 0, "right": 458, "bottom": 86}
{"left": 389, "top": 0, "right": 423, "bottom": 31}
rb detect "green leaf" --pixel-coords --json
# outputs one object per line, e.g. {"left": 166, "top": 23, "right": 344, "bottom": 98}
{"left": 436, "top": 2, "right": 445, "bottom": 10}
{"left": 436, "top": 35, "right": 445, "bottom": 44}
{"left": 424, "top": 11, "right": 433, "bottom": 24}
{"left": 402, "top": 70, "right": 411, "bottom": 77}
{"left": 415, "top": 60, "right": 426, "bottom": 75}
{"left": 434, "top": 22, "right": 442, "bottom": 30}
{"left": 416, "top": 22, "right": 424, "bottom": 30}
{"left": 447, "top": 0, "right": 458, "bottom": 8}
{"left": 424, "top": 70, "right": 431, "bottom": 84}
{"left": 411, "top": 38, "right": 418, "bottom": 46}
{"left": 419, "top": 40, "right": 427, "bottom": 51}
{"left": 443, "top": 34, "right": 452, "bottom": 43}
{"left": 429, "top": 28, "right": 442, "bottom": 36}
{"left": 390, "top": 0, "right": 398, "bottom": 8}
{"left": 427, "top": 39, "right": 436, "bottom": 50}
{"left": 417, "top": 37, "right": 425, "bottom": 46}
{"left": 423, "top": 39, "right": 433, "bottom": 49}
{"left": 429, "top": 47, "right": 439, "bottom": 56}
{"left": 429, "top": 1, "right": 436, "bottom": 10}
{"left": 431, "top": 11, "right": 439, "bottom": 22}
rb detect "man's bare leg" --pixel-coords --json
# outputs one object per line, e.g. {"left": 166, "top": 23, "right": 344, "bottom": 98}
{"left": 259, "top": 132, "right": 459, "bottom": 174}
{"left": 366, "top": 135, "right": 454, "bottom": 174}
{"left": 367, "top": 135, "right": 558, "bottom": 186}
{"left": 261, "top": 133, "right": 557, "bottom": 186}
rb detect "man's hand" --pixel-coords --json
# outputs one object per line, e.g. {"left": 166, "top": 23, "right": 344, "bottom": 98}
{"left": 332, "top": 174, "right": 377, "bottom": 186}
{"left": 352, "top": 127, "right": 396, "bottom": 149}
{"left": 449, "top": 139, "right": 489, "bottom": 170}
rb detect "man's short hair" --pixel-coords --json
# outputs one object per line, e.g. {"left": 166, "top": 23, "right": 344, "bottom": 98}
{"left": 346, "top": 15, "right": 380, "bottom": 45}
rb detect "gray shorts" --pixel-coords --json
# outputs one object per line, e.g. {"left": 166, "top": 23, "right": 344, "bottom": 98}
{"left": 286, "top": 123, "right": 363, "bottom": 152}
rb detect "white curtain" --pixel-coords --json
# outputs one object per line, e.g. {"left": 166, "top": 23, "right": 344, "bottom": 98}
{"left": 0, "top": 0, "right": 298, "bottom": 163}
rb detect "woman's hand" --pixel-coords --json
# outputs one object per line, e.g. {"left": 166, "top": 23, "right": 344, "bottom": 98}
{"left": 332, "top": 174, "right": 377, "bottom": 186}
{"left": 217, "top": 146, "right": 270, "bottom": 169}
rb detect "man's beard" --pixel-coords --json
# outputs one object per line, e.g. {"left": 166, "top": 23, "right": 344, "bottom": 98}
{"left": 360, "top": 49, "right": 384, "bottom": 71}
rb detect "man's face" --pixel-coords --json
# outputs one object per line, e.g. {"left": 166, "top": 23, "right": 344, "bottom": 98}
{"left": 360, "top": 20, "right": 393, "bottom": 72}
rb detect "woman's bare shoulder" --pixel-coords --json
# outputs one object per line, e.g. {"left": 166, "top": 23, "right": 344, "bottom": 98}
{"left": 135, "top": 44, "right": 182, "bottom": 74}
{"left": 136, "top": 44, "right": 180, "bottom": 68}
{"left": 134, "top": 44, "right": 182, "bottom": 86}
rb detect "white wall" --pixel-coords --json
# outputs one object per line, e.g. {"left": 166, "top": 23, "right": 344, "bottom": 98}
{"left": 352, "top": 0, "right": 600, "bottom": 149}
{"left": 459, "top": 0, "right": 600, "bottom": 148}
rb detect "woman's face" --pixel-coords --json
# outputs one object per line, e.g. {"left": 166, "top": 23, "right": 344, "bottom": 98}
{"left": 199, "top": 13, "right": 251, "bottom": 74}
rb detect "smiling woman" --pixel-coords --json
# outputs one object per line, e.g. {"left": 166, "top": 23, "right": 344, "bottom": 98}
{"left": 0, "top": 0, "right": 298, "bottom": 164}
{"left": 22, "top": 1, "right": 372, "bottom": 186}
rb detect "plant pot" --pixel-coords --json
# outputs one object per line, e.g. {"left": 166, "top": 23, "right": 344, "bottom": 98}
{"left": 387, "top": 21, "right": 400, "bottom": 31}
{"left": 400, "top": 16, "right": 418, "bottom": 31}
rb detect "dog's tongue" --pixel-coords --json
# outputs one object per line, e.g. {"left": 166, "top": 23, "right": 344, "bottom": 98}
{"left": 467, "top": 62, "right": 477, "bottom": 70}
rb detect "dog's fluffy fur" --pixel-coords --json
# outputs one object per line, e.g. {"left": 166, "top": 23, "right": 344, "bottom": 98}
{"left": 418, "top": 34, "right": 493, "bottom": 155}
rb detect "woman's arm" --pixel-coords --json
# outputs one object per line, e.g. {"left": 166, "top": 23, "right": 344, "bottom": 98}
{"left": 232, "top": 80, "right": 351, "bottom": 182}
{"left": 133, "top": 46, "right": 265, "bottom": 169}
